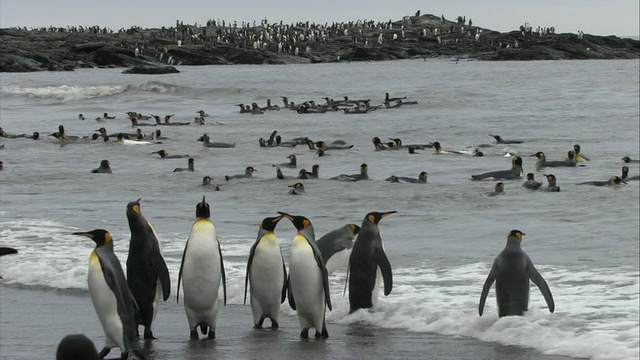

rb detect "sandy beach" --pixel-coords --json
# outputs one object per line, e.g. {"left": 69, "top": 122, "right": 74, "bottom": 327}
{"left": 0, "top": 284, "right": 579, "bottom": 360}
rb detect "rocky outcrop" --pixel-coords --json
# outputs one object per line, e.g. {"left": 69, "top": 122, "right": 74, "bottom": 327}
{"left": 122, "top": 65, "right": 179, "bottom": 74}
{"left": 0, "top": 14, "right": 637, "bottom": 72}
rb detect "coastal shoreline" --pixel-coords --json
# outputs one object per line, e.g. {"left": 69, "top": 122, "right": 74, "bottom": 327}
{"left": 1, "top": 13, "right": 638, "bottom": 73}
{"left": 0, "top": 284, "right": 581, "bottom": 360}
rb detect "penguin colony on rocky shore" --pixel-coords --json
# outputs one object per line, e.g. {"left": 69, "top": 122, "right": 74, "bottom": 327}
{"left": 0, "top": 92, "right": 637, "bottom": 360}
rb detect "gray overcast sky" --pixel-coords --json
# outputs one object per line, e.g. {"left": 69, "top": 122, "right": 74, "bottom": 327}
{"left": 1, "top": 0, "right": 638, "bottom": 36}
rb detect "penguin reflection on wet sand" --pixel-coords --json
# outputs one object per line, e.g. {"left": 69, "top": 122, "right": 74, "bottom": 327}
{"left": 479, "top": 230, "right": 555, "bottom": 317}
{"left": 125, "top": 199, "right": 171, "bottom": 339}
{"left": 278, "top": 212, "right": 332, "bottom": 339}
{"left": 244, "top": 215, "right": 287, "bottom": 329}
{"left": 72, "top": 229, "right": 147, "bottom": 359}
{"left": 177, "top": 197, "right": 226, "bottom": 339}
{"left": 56, "top": 334, "right": 99, "bottom": 360}
{"left": 91, "top": 160, "right": 112, "bottom": 174}
{"left": 348, "top": 211, "right": 395, "bottom": 313}
{"left": 317, "top": 224, "right": 360, "bottom": 274}
{"left": 471, "top": 156, "right": 523, "bottom": 180}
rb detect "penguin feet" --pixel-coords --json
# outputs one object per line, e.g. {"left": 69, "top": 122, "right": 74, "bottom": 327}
{"left": 143, "top": 328, "right": 156, "bottom": 339}
{"left": 270, "top": 319, "right": 279, "bottom": 329}
{"left": 207, "top": 330, "right": 216, "bottom": 339}
{"left": 321, "top": 324, "right": 329, "bottom": 339}
{"left": 190, "top": 330, "right": 199, "bottom": 340}
{"left": 254, "top": 317, "right": 265, "bottom": 329}
{"left": 300, "top": 328, "right": 309, "bottom": 339}
{"left": 98, "top": 346, "right": 111, "bottom": 358}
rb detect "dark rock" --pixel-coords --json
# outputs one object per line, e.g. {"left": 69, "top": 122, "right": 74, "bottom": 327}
{"left": 122, "top": 65, "right": 179, "bottom": 74}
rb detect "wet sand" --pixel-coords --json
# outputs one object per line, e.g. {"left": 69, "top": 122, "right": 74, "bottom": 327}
{"left": 0, "top": 285, "right": 580, "bottom": 360}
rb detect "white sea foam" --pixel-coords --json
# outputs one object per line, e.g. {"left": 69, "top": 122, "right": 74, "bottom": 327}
{"left": 1, "top": 84, "right": 127, "bottom": 102}
{"left": 1, "top": 220, "right": 638, "bottom": 360}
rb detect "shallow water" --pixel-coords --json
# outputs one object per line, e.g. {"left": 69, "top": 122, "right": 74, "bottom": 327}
{"left": 0, "top": 59, "right": 638, "bottom": 360}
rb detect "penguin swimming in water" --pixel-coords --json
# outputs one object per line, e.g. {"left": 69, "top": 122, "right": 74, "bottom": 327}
{"left": 0, "top": 246, "right": 18, "bottom": 279}
{"left": 316, "top": 224, "right": 360, "bottom": 274}
{"left": 573, "top": 144, "right": 590, "bottom": 162}
{"left": 385, "top": 171, "right": 428, "bottom": 183}
{"left": 471, "top": 156, "right": 523, "bottom": 180}
{"left": 330, "top": 163, "right": 368, "bottom": 181}
{"left": 198, "top": 134, "right": 236, "bottom": 148}
{"left": 531, "top": 151, "right": 577, "bottom": 169}
{"left": 478, "top": 230, "right": 555, "bottom": 317}
{"left": 347, "top": 211, "right": 395, "bottom": 313}
{"left": 125, "top": 199, "right": 171, "bottom": 339}
{"left": 72, "top": 229, "right": 147, "bottom": 359}
{"left": 621, "top": 166, "right": 640, "bottom": 181}
{"left": 489, "top": 135, "right": 523, "bottom": 144}
{"left": 522, "top": 173, "right": 542, "bottom": 190}
{"left": 577, "top": 175, "right": 626, "bottom": 186}
{"left": 56, "top": 334, "right": 99, "bottom": 360}
{"left": 543, "top": 174, "right": 561, "bottom": 192}
{"left": 177, "top": 197, "right": 226, "bottom": 339}
{"left": 430, "top": 141, "right": 467, "bottom": 155}
{"left": 621, "top": 156, "right": 640, "bottom": 164}
{"left": 91, "top": 160, "right": 112, "bottom": 174}
{"left": 486, "top": 182, "right": 505, "bottom": 196}
{"left": 153, "top": 150, "right": 189, "bottom": 159}
{"left": 244, "top": 215, "right": 287, "bottom": 329}
{"left": 278, "top": 155, "right": 297, "bottom": 168}
{"left": 225, "top": 166, "right": 256, "bottom": 180}
{"left": 278, "top": 212, "right": 332, "bottom": 339}
{"left": 173, "top": 158, "right": 195, "bottom": 172}
{"left": 288, "top": 182, "right": 306, "bottom": 195}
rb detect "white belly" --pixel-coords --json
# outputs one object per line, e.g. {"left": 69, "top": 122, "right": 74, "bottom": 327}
{"left": 371, "top": 267, "right": 383, "bottom": 307}
{"left": 88, "top": 257, "right": 125, "bottom": 351}
{"left": 249, "top": 236, "right": 285, "bottom": 320}
{"left": 325, "top": 248, "right": 351, "bottom": 275}
{"left": 181, "top": 220, "right": 222, "bottom": 329}
{"left": 289, "top": 235, "right": 325, "bottom": 330}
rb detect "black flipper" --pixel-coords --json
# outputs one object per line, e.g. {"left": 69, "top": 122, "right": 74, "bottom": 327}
{"left": 218, "top": 237, "right": 227, "bottom": 305}
{"left": 149, "top": 245, "right": 171, "bottom": 301}
{"left": 281, "top": 255, "right": 288, "bottom": 304}
{"left": 375, "top": 248, "right": 393, "bottom": 296}
{"left": 311, "top": 238, "right": 332, "bottom": 311}
{"left": 287, "top": 274, "right": 296, "bottom": 310}
{"left": 244, "top": 240, "right": 258, "bottom": 305}
{"left": 478, "top": 261, "right": 498, "bottom": 316}
{"left": 527, "top": 260, "right": 555, "bottom": 313}
{"left": 177, "top": 238, "right": 189, "bottom": 304}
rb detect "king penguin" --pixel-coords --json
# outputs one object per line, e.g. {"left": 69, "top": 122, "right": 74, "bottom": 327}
{"left": 177, "top": 196, "right": 227, "bottom": 339}
{"left": 279, "top": 211, "right": 332, "bottom": 338}
{"left": 125, "top": 198, "right": 171, "bottom": 339}
{"left": 347, "top": 211, "right": 395, "bottom": 313}
{"left": 244, "top": 215, "right": 287, "bottom": 329}
{"left": 478, "top": 230, "right": 555, "bottom": 317}
{"left": 316, "top": 224, "right": 360, "bottom": 274}
{"left": 72, "top": 229, "right": 147, "bottom": 360}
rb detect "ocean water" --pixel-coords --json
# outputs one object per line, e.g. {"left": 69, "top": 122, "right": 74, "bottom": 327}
{"left": 0, "top": 59, "right": 638, "bottom": 360}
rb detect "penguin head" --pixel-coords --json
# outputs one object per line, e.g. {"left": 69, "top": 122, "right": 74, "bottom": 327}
{"left": 96, "top": 127, "right": 107, "bottom": 135}
{"left": 306, "top": 139, "right": 316, "bottom": 150}
{"left": 495, "top": 182, "right": 505, "bottom": 192}
{"left": 32, "top": 132, "right": 39, "bottom": 140}
{"left": 275, "top": 135, "right": 282, "bottom": 145}
{"left": 196, "top": 196, "right": 210, "bottom": 219}
{"left": 507, "top": 229, "right": 525, "bottom": 242}
{"left": 288, "top": 182, "right": 304, "bottom": 190}
{"left": 573, "top": 144, "right": 581, "bottom": 153}
{"left": 317, "top": 149, "right": 325, "bottom": 157}
{"left": 202, "top": 176, "right": 212, "bottom": 185}
{"left": 197, "top": 134, "right": 208, "bottom": 142}
{"left": 622, "top": 166, "right": 629, "bottom": 179}
{"left": 259, "top": 215, "right": 284, "bottom": 233}
{"left": 153, "top": 150, "right": 168, "bottom": 158}
{"left": 544, "top": 174, "right": 556, "bottom": 183}
{"left": 0, "top": 161, "right": 3, "bottom": 170}
{"left": 155, "top": 129, "right": 162, "bottom": 137}
{"left": 513, "top": 156, "right": 523, "bottom": 168}
{"left": 188, "top": 158, "right": 195, "bottom": 165}
{"left": 126, "top": 198, "right": 143, "bottom": 215}
{"left": 567, "top": 150, "right": 576, "bottom": 160}
{"left": 389, "top": 138, "right": 402, "bottom": 146}
{"left": 372, "top": 137, "right": 382, "bottom": 145}
{"left": 360, "top": 163, "right": 368, "bottom": 173}
{"left": 349, "top": 224, "right": 361, "bottom": 235}
{"left": 408, "top": 146, "right": 416, "bottom": 154}
{"left": 100, "top": 160, "right": 110, "bottom": 168}
{"left": 278, "top": 212, "right": 314, "bottom": 237}
{"left": 429, "top": 141, "right": 441, "bottom": 151}
{"left": 530, "top": 152, "right": 544, "bottom": 159}
{"left": 72, "top": 229, "right": 112, "bottom": 247}
{"left": 246, "top": 166, "right": 256, "bottom": 174}
{"left": 58, "top": 125, "right": 66, "bottom": 135}
{"left": 419, "top": 171, "right": 429, "bottom": 182}
{"left": 609, "top": 176, "right": 626, "bottom": 185}
{"left": 298, "top": 169, "right": 309, "bottom": 178}
{"left": 288, "top": 154, "right": 296, "bottom": 162}
{"left": 365, "top": 211, "right": 397, "bottom": 225}
{"left": 490, "top": 134, "right": 501, "bottom": 142}
{"left": 526, "top": 173, "right": 535, "bottom": 181}
{"left": 315, "top": 141, "right": 327, "bottom": 150}
{"left": 621, "top": 156, "right": 631, "bottom": 163}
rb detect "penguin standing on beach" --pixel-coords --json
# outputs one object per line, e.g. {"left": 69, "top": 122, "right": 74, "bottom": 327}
{"left": 478, "top": 230, "right": 555, "bottom": 317}
{"left": 244, "top": 215, "right": 287, "bottom": 329}
{"left": 125, "top": 198, "right": 171, "bottom": 339}
{"left": 279, "top": 212, "right": 332, "bottom": 339}
{"left": 347, "top": 211, "right": 396, "bottom": 313}
{"left": 177, "top": 196, "right": 226, "bottom": 339}
{"left": 72, "top": 229, "right": 147, "bottom": 359}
